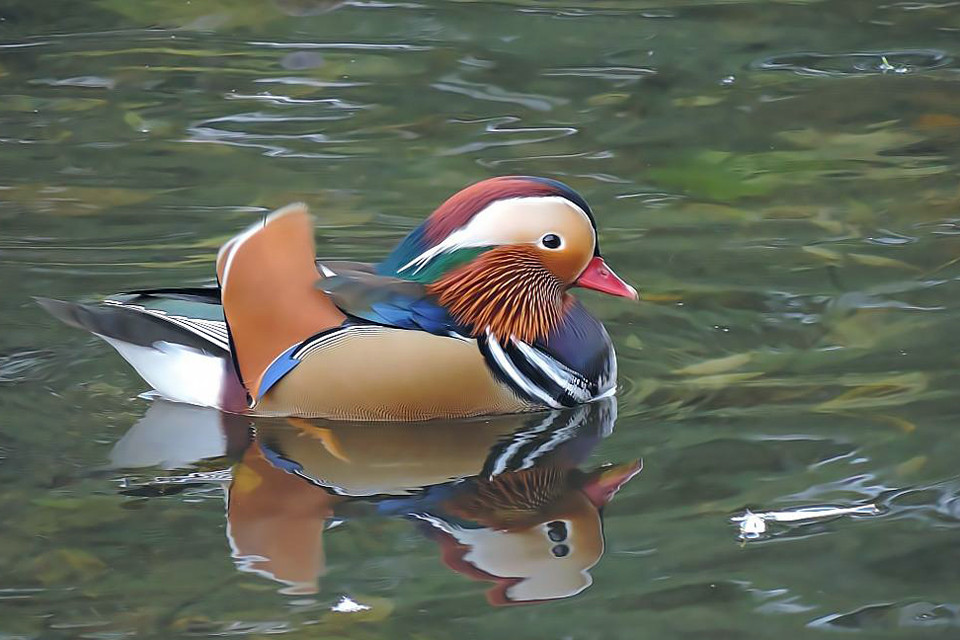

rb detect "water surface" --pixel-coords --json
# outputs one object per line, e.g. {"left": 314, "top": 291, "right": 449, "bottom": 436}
{"left": 3, "top": 1, "right": 960, "bottom": 637}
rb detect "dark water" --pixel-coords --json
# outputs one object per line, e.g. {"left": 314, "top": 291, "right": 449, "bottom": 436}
{"left": 3, "top": 0, "right": 960, "bottom": 637}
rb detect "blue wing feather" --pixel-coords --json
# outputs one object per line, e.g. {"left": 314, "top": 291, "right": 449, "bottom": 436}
{"left": 319, "top": 270, "right": 468, "bottom": 336}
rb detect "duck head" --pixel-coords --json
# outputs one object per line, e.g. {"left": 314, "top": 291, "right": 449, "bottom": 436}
{"left": 378, "top": 176, "right": 638, "bottom": 343}
{"left": 430, "top": 459, "right": 643, "bottom": 605}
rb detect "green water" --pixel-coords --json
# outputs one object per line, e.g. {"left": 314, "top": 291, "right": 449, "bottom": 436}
{"left": 4, "top": 0, "right": 960, "bottom": 637}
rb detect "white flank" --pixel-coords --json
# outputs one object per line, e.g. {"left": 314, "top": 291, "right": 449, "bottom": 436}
{"left": 99, "top": 336, "right": 225, "bottom": 408}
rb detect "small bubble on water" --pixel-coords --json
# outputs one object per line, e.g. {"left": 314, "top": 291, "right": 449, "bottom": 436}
{"left": 878, "top": 55, "right": 910, "bottom": 74}
{"left": 739, "top": 511, "right": 767, "bottom": 539}
{"left": 720, "top": 75, "right": 735, "bottom": 86}
{"left": 331, "top": 596, "right": 370, "bottom": 613}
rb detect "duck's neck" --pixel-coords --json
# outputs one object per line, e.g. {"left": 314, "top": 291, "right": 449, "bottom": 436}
{"left": 426, "top": 246, "right": 567, "bottom": 344}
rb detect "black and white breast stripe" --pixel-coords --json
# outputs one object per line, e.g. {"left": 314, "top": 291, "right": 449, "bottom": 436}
{"left": 479, "top": 333, "right": 612, "bottom": 408}
{"left": 103, "top": 299, "right": 231, "bottom": 352}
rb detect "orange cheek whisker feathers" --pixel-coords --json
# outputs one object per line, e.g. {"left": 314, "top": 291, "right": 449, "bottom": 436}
{"left": 427, "top": 246, "right": 565, "bottom": 344}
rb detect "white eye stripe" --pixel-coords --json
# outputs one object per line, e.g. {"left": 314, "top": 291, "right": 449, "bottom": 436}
{"left": 398, "top": 195, "right": 591, "bottom": 274}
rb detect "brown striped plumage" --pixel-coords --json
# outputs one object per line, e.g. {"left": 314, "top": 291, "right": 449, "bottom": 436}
{"left": 427, "top": 246, "right": 569, "bottom": 343}
{"left": 448, "top": 466, "right": 568, "bottom": 529}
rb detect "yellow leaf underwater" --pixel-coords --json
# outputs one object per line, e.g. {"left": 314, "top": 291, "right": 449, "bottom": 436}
{"left": 848, "top": 253, "right": 920, "bottom": 271}
{"left": 675, "top": 353, "right": 752, "bottom": 376}
{"left": 802, "top": 245, "right": 844, "bottom": 265}
{"left": 31, "top": 548, "right": 107, "bottom": 584}
{"left": 681, "top": 372, "right": 764, "bottom": 387}
{"left": 4, "top": 184, "right": 154, "bottom": 215}
{"left": 895, "top": 455, "right": 928, "bottom": 477}
{"left": 672, "top": 95, "right": 724, "bottom": 107}
{"left": 587, "top": 92, "right": 630, "bottom": 107}
{"left": 815, "top": 373, "right": 928, "bottom": 411}
{"left": 914, "top": 113, "right": 960, "bottom": 129}
{"left": 868, "top": 413, "right": 918, "bottom": 434}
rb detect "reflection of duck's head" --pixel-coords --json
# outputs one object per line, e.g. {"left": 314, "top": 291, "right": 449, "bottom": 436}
{"left": 423, "top": 459, "right": 641, "bottom": 605}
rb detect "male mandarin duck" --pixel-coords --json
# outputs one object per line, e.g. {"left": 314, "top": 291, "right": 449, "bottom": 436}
{"left": 40, "top": 176, "right": 638, "bottom": 420}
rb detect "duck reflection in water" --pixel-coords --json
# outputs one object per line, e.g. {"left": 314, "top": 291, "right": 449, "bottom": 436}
{"left": 112, "top": 398, "right": 640, "bottom": 605}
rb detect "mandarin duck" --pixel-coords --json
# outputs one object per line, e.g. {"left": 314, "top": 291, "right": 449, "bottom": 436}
{"left": 40, "top": 176, "right": 638, "bottom": 420}
{"left": 112, "top": 398, "right": 640, "bottom": 603}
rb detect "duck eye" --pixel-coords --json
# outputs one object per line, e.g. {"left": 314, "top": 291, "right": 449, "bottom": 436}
{"left": 541, "top": 233, "right": 562, "bottom": 249}
{"left": 547, "top": 521, "right": 567, "bottom": 542}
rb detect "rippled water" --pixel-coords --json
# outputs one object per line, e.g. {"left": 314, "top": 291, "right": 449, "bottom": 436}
{"left": 4, "top": 0, "right": 960, "bottom": 637}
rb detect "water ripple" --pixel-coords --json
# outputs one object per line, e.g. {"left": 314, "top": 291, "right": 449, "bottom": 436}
{"left": 253, "top": 76, "right": 368, "bottom": 89}
{"left": 877, "top": 478, "right": 960, "bottom": 525}
{"left": 225, "top": 93, "right": 359, "bottom": 106}
{"left": 0, "top": 349, "right": 56, "bottom": 384}
{"left": 811, "top": 601, "right": 960, "bottom": 630}
{"left": 29, "top": 76, "right": 116, "bottom": 89}
{"left": 438, "top": 116, "right": 576, "bottom": 156}
{"left": 184, "top": 96, "right": 370, "bottom": 158}
{"left": 542, "top": 65, "right": 656, "bottom": 86}
{"left": 752, "top": 49, "right": 953, "bottom": 77}
{"left": 432, "top": 74, "right": 567, "bottom": 112}
{"left": 888, "top": 1, "right": 960, "bottom": 10}
{"left": 248, "top": 41, "right": 431, "bottom": 51}
{"left": 0, "top": 41, "right": 49, "bottom": 49}
{"left": 478, "top": 150, "right": 611, "bottom": 168}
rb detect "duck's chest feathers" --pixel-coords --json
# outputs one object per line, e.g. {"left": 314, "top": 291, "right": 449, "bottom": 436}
{"left": 477, "top": 301, "right": 617, "bottom": 409}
